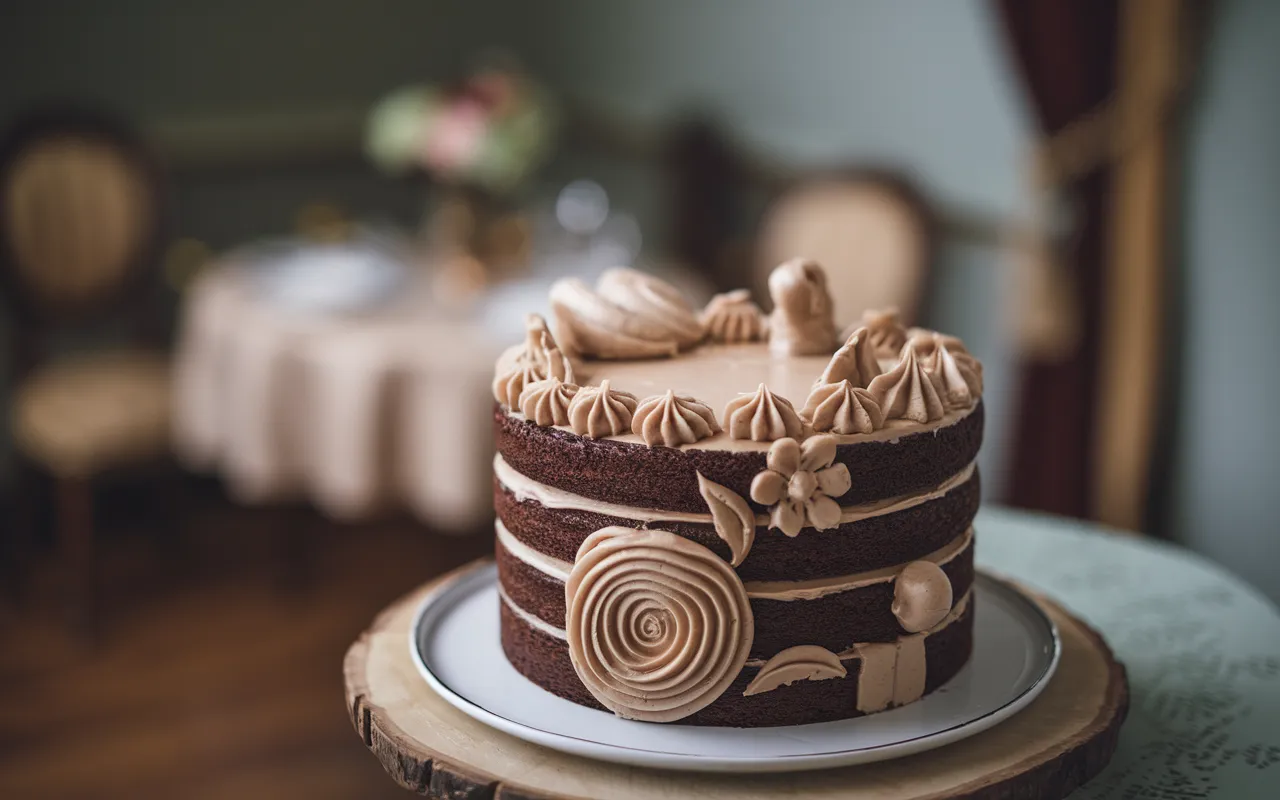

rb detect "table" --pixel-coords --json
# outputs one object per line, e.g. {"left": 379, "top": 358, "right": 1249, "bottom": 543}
{"left": 976, "top": 508, "right": 1280, "bottom": 798}
{"left": 172, "top": 265, "right": 500, "bottom": 529}
{"left": 343, "top": 508, "right": 1280, "bottom": 797}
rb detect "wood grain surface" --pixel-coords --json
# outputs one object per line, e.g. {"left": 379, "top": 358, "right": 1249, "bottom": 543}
{"left": 346, "top": 559, "right": 1128, "bottom": 800}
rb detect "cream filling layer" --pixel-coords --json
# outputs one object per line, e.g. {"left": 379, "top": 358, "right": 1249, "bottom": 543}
{"left": 494, "top": 454, "right": 977, "bottom": 528}
{"left": 500, "top": 583, "right": 972, "bottom": 668}
{"left": 495, "top": 519, "right": 973, "bottom": 602}
{"left": 498, "top": 584, "right": 567, "bottom": 641}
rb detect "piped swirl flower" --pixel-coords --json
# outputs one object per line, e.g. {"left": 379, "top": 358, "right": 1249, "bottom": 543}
{"left": 631, "top": 390, "right": 721, "bottom": 447}
{"left": 749, "top": 435, "right": 851, "bottom": 536}
{"left": 518, "top": 377, "right": 578, "bottom": 426}
{"left": 565, "top": 527, "right": 754, "bottom": 722}
{"left": 700, "top": 289, "right": 766, "bottom": 344}
{"left": 567, "top": 379, "right": 638, "bottom": 438}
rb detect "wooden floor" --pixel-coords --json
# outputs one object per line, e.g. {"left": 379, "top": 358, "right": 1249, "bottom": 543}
{"left": 0, "top": 482, "right": 493, "bottom": 799}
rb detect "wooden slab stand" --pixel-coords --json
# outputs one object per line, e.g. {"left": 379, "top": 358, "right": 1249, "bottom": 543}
{"left": 344, "top": 559, "right": 1128, "bottom": 800}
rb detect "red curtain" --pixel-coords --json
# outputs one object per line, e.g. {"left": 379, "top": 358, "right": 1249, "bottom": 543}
{"left": 994, "top": 0, "right": 1120, "bottom": 518}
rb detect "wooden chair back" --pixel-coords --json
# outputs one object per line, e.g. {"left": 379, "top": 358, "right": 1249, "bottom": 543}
{"left": 0, "top": 109, "right": 164, "bottom": 332}
{"left": 755, "top": 169, "right": 937, "bottom": 327}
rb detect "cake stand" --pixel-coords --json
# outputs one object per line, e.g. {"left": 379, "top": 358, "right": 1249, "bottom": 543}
{"left": 344, "top": 559, "right": 1127, "bottom": 800}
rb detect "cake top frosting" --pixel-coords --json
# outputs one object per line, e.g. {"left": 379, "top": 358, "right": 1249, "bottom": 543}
{"left": 494, "top": 261, "right": 983, "bottom": 452}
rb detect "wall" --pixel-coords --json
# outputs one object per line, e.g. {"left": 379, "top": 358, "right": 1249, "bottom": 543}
{"left": 1171, "top": 0, "right": 1280, "bottom": 604}
{"left": 516, "top": 0, "right": 1032, "bottom": 495}
{"left": 0, "top": 0, "right": 1031, "bottom": 497}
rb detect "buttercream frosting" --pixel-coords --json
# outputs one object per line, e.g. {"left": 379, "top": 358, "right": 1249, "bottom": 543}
{"left": 723, "top": 383, "right": 805, "bottom": 442}
{"left": 564, "top": 526, "right": 754, "bottom": 722}
{"left": 700, "top": 289, "right": 766, "bottom": 344}
{"left": 523, "top": 313, "right": 576, "bottom": 383}
{"left": 818, "top": 326, "right": 882, "bottom": 388}
{"left": 891, "top": 560, "right": 954, "bottom": 633}
{"left": 852, "top": 590, "right": 971, "bottom": 712}
{"left": 493, "top": 314, "right": 575, "bottom": 407}
{"left": 911, "top": 333, "right": 983, "bottom": 409}
{"left": 858, "top": 307, "right": 909, "bottom": 358}
{"left": 549, "top": 268, "right": 702, "bottom": 360}
{"left": 742, "top": 644, "right": 847, "bottom": 696}
{"left": 518, "top": 377, "right": 579, "bottom": 427}
{"left": 494, "top": 518, "right": 973, "bottom": 603}
{"left": 749, "top": 435, "right": 852, "bottom": 536}
{"left": 801, "top": 380, "right": 884, "bottom": 435}
{"left": 868, "top": 346, "right": 946, "bottom": 424}
{"left": 494, "top": 453, "right": 977, "bottom": 530}
{"left": 696, "top": 472, "right": 755, "bottom": 567}
{"left": 631, "top": 390, "right": 721, "bottom": 447}
{"left": 767, "top": 259, "right": 838, "bottom": 357}
{"left": 493, "top": 361, "right": 541, "bottom": 409}
{"left": 567, "top": 379, "right": 638, "bottom": 438}
{"left": 493, "top": 342, "right": 979, "bottom": 452}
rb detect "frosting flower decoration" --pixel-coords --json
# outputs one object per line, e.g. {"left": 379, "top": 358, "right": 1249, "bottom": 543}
{"left": 749, "top": 435, "right": 850, "bottom": 536}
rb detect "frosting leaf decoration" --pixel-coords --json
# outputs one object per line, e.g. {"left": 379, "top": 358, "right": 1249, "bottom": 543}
{"left": 700, "top": 289, "right": 766, "bottom": 344}
{"left": 723, "top": 383, "right": 805, "bottom": 442}
{"left": 818, "top": 326, "right": 882, "bottom": 388}
{"left": 518, "top": 378, "right": 579, "bottom": 426}
{"left": 696, "top": 473, "right": 756, "bottom": 567}
{"left": 802, "top": 380, "right": 885, "bottom": 435}
{"left": 860, "top": 307, "right": 909, "bottom": 358}
{"left": 867, "top": 346, "right": 946, "bottom": 423}
{"left": 892, "top": 560, "right": 954, "bottom": 633}
{"left": 565, "top": 527, "right": 754, "bottom": 722}
{"left": 767, "top": 259, "right": 838, "bottom": 356}
{"left": 743, "top": 645, "right": 847, "bottom": 696}
{"left": 549, "top": 269, "right": 701, "bottom": 360}
{"left": 567, "top": 380, "right": 638, "bottom": 438}
{"left": 632, "top": 390, "right": 721, "bottom": 447}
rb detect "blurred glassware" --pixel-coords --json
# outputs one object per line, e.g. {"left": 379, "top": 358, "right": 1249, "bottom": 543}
{"left": 233, "top": 229, "right": 412, "bottom": 316}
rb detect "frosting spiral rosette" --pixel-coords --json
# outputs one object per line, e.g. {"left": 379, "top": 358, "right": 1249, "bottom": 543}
{"left": 564, "top": 527, "right": 754, "bottom": 722}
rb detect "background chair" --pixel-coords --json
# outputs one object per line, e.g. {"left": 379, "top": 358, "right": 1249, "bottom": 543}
{"left": 755, "top": 169, "right": 938, "bottom": 327}
{"left": 0, "top": 108, "right": 173, "bottom": 631}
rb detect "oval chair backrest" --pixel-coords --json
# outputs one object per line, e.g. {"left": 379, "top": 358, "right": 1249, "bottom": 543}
{"left": 755, "top": 170, "right": 937, "bottom": 329}
{"left": 0, "top": 112, "right": 161, "bottom": 324}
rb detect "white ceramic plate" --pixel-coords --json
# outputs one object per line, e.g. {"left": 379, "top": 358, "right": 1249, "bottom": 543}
{"left": 409, "top": 565, "right": 1060, "bottom": 773}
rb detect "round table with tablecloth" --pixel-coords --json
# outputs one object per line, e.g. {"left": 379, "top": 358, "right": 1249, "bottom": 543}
{"left": 172, "top": 263, "right": 500, "bottom": 530}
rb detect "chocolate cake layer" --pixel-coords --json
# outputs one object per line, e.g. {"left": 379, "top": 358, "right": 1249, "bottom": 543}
{"left": 500, "top": 597, "right": 975, "bottom": 728}
{"left": 496, "top": 528, "right": 975, "bottom": 658}
{"left": 494, "top": 401, "right": 984, "bottom": 513}
{"left": 494, "top": 468, "right": 980, "bottom": 582}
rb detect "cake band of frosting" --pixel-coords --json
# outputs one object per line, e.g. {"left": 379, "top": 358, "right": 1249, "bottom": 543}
{"left": 498, "top": 398, "right": 977, "bottom": 453}
{"left": 495, "top": 518, "right": 973, "bottom": 602}
{"left": 494, "top": 453, "right": 977, "bottom": 529}
{"left": 501, "top": 583, "right": 976, "bottom": 714}
{"left": 499, "top": 581, "right": 971, "bottom": 665}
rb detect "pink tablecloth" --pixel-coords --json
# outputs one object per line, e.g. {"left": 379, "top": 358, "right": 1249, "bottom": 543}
{"left": 172, "top": 266, "right": 498, "bottom": 530}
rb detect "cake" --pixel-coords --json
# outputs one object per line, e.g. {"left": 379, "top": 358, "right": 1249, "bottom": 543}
{"left": 491, "top": 259, "right": 983, "bottom": 727}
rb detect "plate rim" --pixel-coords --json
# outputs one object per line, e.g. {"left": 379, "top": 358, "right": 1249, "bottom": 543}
{"left": 407, "top": 564, "right": 1062, "bottom": 773}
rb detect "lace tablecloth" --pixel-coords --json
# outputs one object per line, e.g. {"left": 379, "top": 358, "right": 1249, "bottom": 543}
{"left": 172, "top": 266, "right": 500, "bottom": 529}
{"left": 979, "top": 508, "right": 1280, "bottom": 798}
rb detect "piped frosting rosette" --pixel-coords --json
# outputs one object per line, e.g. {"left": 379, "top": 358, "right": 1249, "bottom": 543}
{"left": 564, "top": 527, "right": 754, "bottom": 722}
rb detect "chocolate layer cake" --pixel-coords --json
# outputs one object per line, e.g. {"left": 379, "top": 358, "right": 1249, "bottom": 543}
{"left": 492, "top": 260, "right": 984, "bottom": 727}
